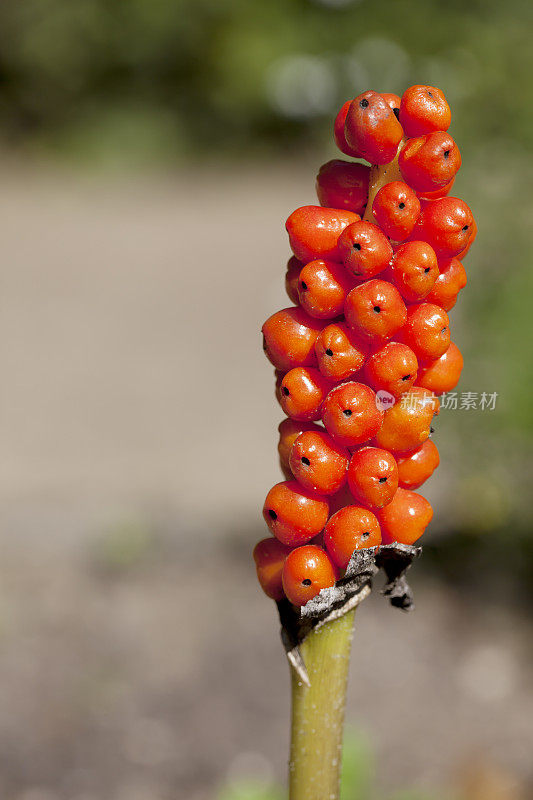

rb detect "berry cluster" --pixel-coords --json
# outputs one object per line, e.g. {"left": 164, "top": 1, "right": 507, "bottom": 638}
{"left": 255, "top": 86, "right": 475, "bottom": 607}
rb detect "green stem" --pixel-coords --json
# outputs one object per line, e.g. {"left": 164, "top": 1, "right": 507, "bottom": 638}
{"left": 288, "top": 609, "right": 356, "bottom": 800}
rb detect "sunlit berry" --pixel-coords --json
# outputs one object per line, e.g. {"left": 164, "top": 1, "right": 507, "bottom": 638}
{"left": 316, "top": 160, "right": 370, "bottom": 216}
{"left": 418, "top": 197, "right": 475, "bottom": 258}
{"left": 322, "top": 381, "right": 383, "bottom": 448}
{"left": 456, "top": 217, "right": 477, "bottom": 260}
{"left": 262, "top": 306, "right": 323, "bottom": 371}
{"left": 279, "top": 367, "right": 331, "bottom": 421}
{"left": 390, "top": 240, "right": 439, "bottom": 302}
{"left": 378, "top": 487, "right": 433, "bottom": 545}
{"left": 286, "top": 206, "right": 360, "bottom": 263}
{"left": 263, "top": 480, "right": 329, "bottom": 547}
{"left": 338, "top": 220, "right": 393, "bottom": 279}
{"left": 324, "top": 506, "right": 382, "bottom": 570}
{"left": 282, "top": 544, "right": 337, "bottom": 606}
{"left": 333, "top": 100, "right": 360, "bottom": 157}
{"left": 345, "top": 90, "right": 404, "bottom": 164}
{"left": 426, "top": 257, "right": 467, "bottom": 311}
{"left": 347, "top": 446, "right": 398, "bottom": 509}
{"left": 289, "top": 430, "right": 349, "bottom": 495}
{"left": 364, "top": 341, "right": 418, "bottom": 397}
{"left": 372, "top": 181, "right": 421, "bottom": 242}
{"left": 315, "top": 322, "right": 368, "bottom": 382}
{"left": 253, "top": 538, "right": 292, "bottom": 600}
{"left": 285, "top": 256, "right": 303, "bottom": 304}
{"left": 396, "top": 440, "right": 440, "bottom": 490}
{"left": 399, "top": 85, "right": 451, "bottom": 137}
{"left": 416, "top": 341, "right": 464, "bottom": 394}
{"left": 298, "top": 259, "right": 354, "bottom": 319}
{"left": 400, "top": 302, "right": 450, "bottom": 362}
{"left": 278, "top": 418, "right": 322, "bottom": 473}
{"left": 375, "top": 386, "right": 439, "bottom": 454}
{"left": 344, "top": 279, "right": 407, "bottom": 341}
{"left": 399, "top": 132, "right": 461, "bottom": 193}
{"left": 380, "top": 93, "right": 401, "bottom": 117}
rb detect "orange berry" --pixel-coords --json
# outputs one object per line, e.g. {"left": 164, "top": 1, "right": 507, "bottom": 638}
{"left": 285, "top": 256, "right": 303, "bottom": 304}
{"left": 324, "top": 506, "right": 382, "bottom": 570}
{"left": 399, "top": 85, "right": 451, "bottom": 137}
{"left": 262, "top": 306, "right": 323, "bottom": 371}
{"left": 315, "top": 322, "right": 368, "bottom": 382}
{"left": 298, "top": 259, "right": 354, "bottom": 319}
{"left": 416, "top": 176, "right": 455, "bottom": 201}
{"left": 316, "top": 159, "right": 370, "bottom": 216}
{"left": 289, "top": 430, "right": 350, "bottom": 495}
{"left": 399, "top": 132, "right": 461, "bottom": 193}
{"left": 372, "top": 181, "right": 421, "bottom": 243}
{"left": 338, "top": 220, "right": 393, "bottom": 280}
{"left": 282, "top": 545, "right": 337, "bottom": 606}
{"left": 322, "top": 381, "right": 383, "bottom": 448}
{"left": 418, "top": 197, "right": 475, "bottom": 259}
{"left": 333, "top": 100, "right": 359, "bottom": 157}
{"left": 375, "top": 386, "right": 439, "bottom": 454}
{"left": 286, "top": 205, "right": 360, "bottom": 263}
{"left": 390, "top": 241, "right": 439, "bottom": 303}
{"left": 347, "top": 446, "right": 398, "bottom": 509}
{"left": 416, "top": 341, "right": 463, "bottom": 394}
{"left": 425, "top": 257, "right": 467, "bottom": 311}
{"left": 253, "top": 538, "right": 292, "bottom": 600}
{"left": 279, "top": 366, "right": 331, "bottom": 421}
{"left": 380, "top": 93, "right": 401, "bottom": 116}
{"left": 277, "top": 418, "right": 322, "bottom": 472}
{"left": 345, "top": 279, "right": 407, "bottom": 342}
{"left": 400, "top": 303, "right": 450, "bottom": 362}
{"left": 396, "top": 440, "right": 440, "bottom": 490}
{"left": 378, "top": 487, "right": 433, "bottom": 545}
{"left": 344, "top": 90, "right": 404, "bottom": 165}
{"left": 263, "top": 480, "right": 329, "bottom": 547}
{"left": 364, "top": 341, "right": 418, "bottom": 397}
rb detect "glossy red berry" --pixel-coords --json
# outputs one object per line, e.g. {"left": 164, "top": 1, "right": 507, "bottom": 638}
{"left": 375, "top": 386, "right": 439, "bottom": 454}
{"left": 298, "top": 259, "right": 354, "bottom": 319}
{"left": 416, "top": 341, "right": 463, "bottom": 394}
{"left": 315, "top": 322, "right": 368, "bottom": 382}
{"left": 396, "top": 440, "right": 440, "bottom": 490}
{"left": 399, "top": 132, "right": 461, "bottom": 193}
{"left": 289, "top": 429, "right": 349, "bottom": 495}
{"left": 324, "top": 506, "right": 382, "bottom": 570}
{"left": 277, "top": 418, "right": 322, "bottom": 473}
{"left": 364, "top": 341, "right": 418, "bottom": 397}
{"left": 263, "top": 480, "right": 329, "bottom": 547}
{"left": 286, "top": 206, "right": 360, "bottom": 263}
{"left": 322, "top": 381, "right": 383, "bottom": 448}
{"left": 381, "top": 93, "right": 401, "bottom": 116}
{"left": 338, "top": 220, "right": 393, "bottom": 279}
{"left": 416, "top": 177, "right": 455, "bottom": 201}
{"left": 426, "top": 257, "right": 467, "bottom": 311}
{"left": 344, "top": 279, "right": 407, "bottom": 342}
{"left": 279, "top": 367, "right": 331, "bottom": 421}
{"left": 316, "top": 160, "right": 370, "bottom": 216}
{"left": 333, "top": 100, "right": 359, "bottom": 157}
{"left": 253, "top": 538, "right": 292, "bottom": 600}
{"left": 282, "top": 545, "right": 337, "bottom": 606}
{"left": 285, "top": 256, "right": 303, "bottom": 304}
{"left": 399, "top": 85, "right": 451, "bottom": 137}
{"left": 347, "top": 446, "right": 398, "bottom": 509}
{"left": 378, "top": 487, "right": 433, "bottom": 545}
{"left": 418, "top": 197, "right": 475, "bottom": 258}
{"left": 390, "top": 240, "right": 439, "bottom": 302}
{"left": 262, "top": 307, "right": 323, "bottom": 371}
{"left": 344, "top": 91, "right": 404, "bottom": 165}
{"left": 400, "top": 303, "right": 450, "bottom": 362}
{"left": 372, "top": 181, "right": 421, "bottom": 242}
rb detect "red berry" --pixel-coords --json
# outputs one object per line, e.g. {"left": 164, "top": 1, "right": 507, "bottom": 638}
{"left": 375, "top": 386, "right": 439, "bottom": 454}
{"left": 253, "top": 538, "right": 292, "bottom": 600}
{"left": 400, "top": 303, "right": 450, "bottom": 362}
{"left": 282, "top": 544, "right": 337, "bottom": 606}
{"left": 372, "top": 181, "right": 421, "bottom": 242}
{"left": 416, "top": 341, "right": 463, "bottom": 394}
{"left": 344, "top": 279, "right": 407, "bottom": 341}
{"left": 344, "top": 91, "right": 404, "bottom": 165}
{"left": 338, "top": 220, "right": 393, "bottom": 279}
{"left": 416, "top": 176, "right": 454, "bottom": 201}
{"left": 289, "top": 430, "right": 349, "bottom": 495}
{"left": 381, "top": 93, "right": 401, "bottom": 116}
{"left": 347, "top": 446, "right": 398, "bottom": 509}
{"left": 390, "top": 240, "right": 439, "bottom": 302}
{"left": 426, "top": 257, "right": 467, "bottom": 311}
{"left": 399, "top": 132, "right": 461, "bottom": 193}
{"left": 285, "top": 256, "right": 303, "bottom": 304}
{"left": 263, "top": 480, "right": 329, "bottom": 547}
{"left": 399, "top": 85, "right": 451, "bottom": 137}
{"left": 418, "top": 197, "right": 475, "bottom": 258}
{"left": 322, "top": 381, "right": 383, "bottom": 448}
{"left": 262, "top": 307, "right": 323, "bottom": 371}
{"left": 286, "top": 206, "right": 360, "bottom": 263}
{"left": 396, "top": 440, "right": 440, "bottom": 490}
{"left": 278, "top": 418, "right": 322, "bottom": 473}
{"left": 298, "top": 259, "right": 354, "bottom": 319}
{"left": 378, "top": 487, "right": 433, "bottom": 545}
{"left": 324, "top": 506, "right": 382, "bottom": 570}
{"left": 279, "top": 367, "right": 331, "bottom": 421}
{"left": 316, "top": 160, "right": 370, "bottom": 216}
{"left": 364, "top": 340, "right": 418, "bottom": 397}
{"left": 315, "top": 322, "right": 368, "bottom": 382}
{"left": 456, "top": 217, "right": 477, "bottom": 260}
{"left": 333, "top": 100, "right": 359, "bottom": 157}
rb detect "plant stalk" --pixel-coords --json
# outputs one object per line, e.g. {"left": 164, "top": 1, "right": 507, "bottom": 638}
{"left": 288, "top": 608, "right": 356, "bottom": 800}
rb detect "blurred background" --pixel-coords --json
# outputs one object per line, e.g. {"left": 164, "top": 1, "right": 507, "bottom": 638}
{"left": 0, "top": 1, "right": 531, "bottom": 799}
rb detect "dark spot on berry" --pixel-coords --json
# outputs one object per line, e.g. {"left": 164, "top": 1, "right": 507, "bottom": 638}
{"left": 430, "top": 426, "right": 435, "bottom": 434}
{"left": 302, "top": 578, "right": 312, "bottom": 586}
{"left": 402, "top": 374, "right": 411, "bottom": 381}
{"left": 398, "top": 202, "right": 405, "bottom": 209}
{"left": 300, "top": 281, "right": 308, "bottom": 291}
{"left": 360, "top": 98, "right": 369, "bottom": 108}
{"left": 352, "top": 242, "right": 361, "bottom": 250}
{"left": 373, "top": 305, "right": 381, "bottom": 313}
{"left": 343, "top": 409, "right": 352, "bottom": 417}
{"left": 443, "top": 149, "right": 450, "bottom": 159}
{"left": 301, "top": 456, "right": 310, "bottom": 466}
{"left": 424, "top": 267, "right": 430, "bottom": 273}
{"left": 441, "top": 327, "right": 447, "bottom": 334}
{"left": 361, "top": 531, "right": 370, "bottom": 539}
{"left": 428, "top": 91, "right": 434, "bottom": 98}
{"left": 325, "top": 348, "right": 333, "bottom": 356}
{"left": 379, "top": 476, "right": 387, "bottom": 483}
{"left": 462, "top": 225, "right": 469, "bottom": 231}
{"left": 282, "top": 386, "right": 290, "bottom": 396}
{"left": 268, "top": 509, "right": 277, "bottom": 520}
{"left": 393, "top": 107, "right": 400, "bottom": 119}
